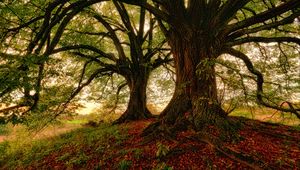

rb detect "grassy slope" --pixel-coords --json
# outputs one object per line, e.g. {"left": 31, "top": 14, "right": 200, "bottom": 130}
{"left": 0, "top": 123, "right": 127, "bottom": 169}
{"left": 0, "top": 113, "right": 299, "bottom": 170}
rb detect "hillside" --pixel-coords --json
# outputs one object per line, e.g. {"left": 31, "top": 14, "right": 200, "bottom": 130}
{"left": 0, "top": 116, "right": 299, "bottom": 169}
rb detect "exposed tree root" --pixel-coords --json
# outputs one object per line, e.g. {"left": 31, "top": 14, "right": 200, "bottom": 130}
{"left": 141, "top": 115, "right": 194, "bottom": 145}
{"left": 243, "top": 120, "right": 300, "bottom": 143}
{"left": 140, "top": 96, "right": 275, "bottom": 169}
{"left": 141, "top": 122, "right": 178, "bottom": 144}
{"left": 214, "top": 145, "right": 264, "bottom": 170}
{"left": 256, "top": 128, "right": 299, "bottom": 143}
{"left": 140, "top": 114, "right": 274, "bottom": 169}
{"left": 160, "top": 132, "right": 265, "bottom": 170}
{"left": 160, "top": 145, "right": 203, "bottom": 161}
{"left": 142, "top": 112, "right": 243, "bottom": 145}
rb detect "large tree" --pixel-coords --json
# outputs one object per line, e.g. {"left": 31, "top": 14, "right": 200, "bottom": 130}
{"left": 53, "top": 2, "right": 171, "bottom": 123}
{"left": 0, "top": 0, "right": 170, "bottom": 124}
{"left": 113, "top": 0, "right": 300, "bottom": 136}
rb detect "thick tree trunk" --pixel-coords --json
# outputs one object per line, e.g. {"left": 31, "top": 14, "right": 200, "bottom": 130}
{"left": 144, "top": 28, "right": 230, "bottom": 136}
{"left": 172, "top": 31, "right": 229, "bottom": 130}
{"left": 114, "top": 70, "right": 153, "bottom": 124}
{"left": 190, "top": 62, "right": 227, "bottom": 131}
{"left": 159, "top": 81, "right": 192, "bottom": 124}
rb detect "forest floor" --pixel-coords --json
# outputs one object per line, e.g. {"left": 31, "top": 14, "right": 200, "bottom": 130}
{"left": 0, "top": 115, "right": 299, "bottom": 169}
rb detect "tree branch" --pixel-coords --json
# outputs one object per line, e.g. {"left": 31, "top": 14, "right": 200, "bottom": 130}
{"left": 228, "top": 10, "right": 300, "bottom": 40}
{"left": 113, "top": 0, "right": 141, "bottom": 64}
{"left": 116, "top": 0, "right": 169, "bottom": 22}
{"left": 52, "top": 44, "right": 117, "bottom": 62}
{"left": 229, "top": 0, "right": 300, "bottom": 32}
{"left": 71, "top": 52, "right": 121, "bottom": 74}
{"left": 108, "top": 81, "right": 128, "bottom": 114}
{"left": 225, "top": 47, "right": 300, "bottom": 119}
{"left": 215, "top": 0, "right": 250, "bottom": 28}
{"left": 91, "top": 10, "right": 127, "bottom": 60}
{"left": 152, "top": 52, "right": 172, "bottom": 69}
{"left": 47, "top": 67, "right": 113, "bottom": 123}
{"left": 227, "top": 36, "right": 300, "bottom": 46}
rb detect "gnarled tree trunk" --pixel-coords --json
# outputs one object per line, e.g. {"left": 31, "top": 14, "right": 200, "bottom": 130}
{"left": 144, "top": 27, "right": 230, "bottom": 136}
{"left": 114, "top": 70, "right": 153, "bottom": 124}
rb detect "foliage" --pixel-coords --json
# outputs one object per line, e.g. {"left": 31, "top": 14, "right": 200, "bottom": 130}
{"left": 118, "top": 159, "right": 132, "bottom": 170}
{"left": 147, "top": 67, "right": 175, "bottom": 110}
{"left": 0, "top": 0, "right": 299, "bottom": 126}
{"left": 156, "top": 142, "right": 170, "bottom": 160}
{"left": 0, "top": 0, "right": 173, "bottom": 124}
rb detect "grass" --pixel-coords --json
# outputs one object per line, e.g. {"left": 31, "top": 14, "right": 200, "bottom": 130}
{"left": 0, "top": 108, "right": 299, "bottom": 169}
{"left": 118, "top": 159, "right": 132, "bottom": 170}
{"left": 0, "top": 122, "right": 127, "bottom": 169}
{"left": 64, "top": 119, "right": 87, "bottom": 125}
{"left": 0, "top": 125, "right": 10, "bottom": 136}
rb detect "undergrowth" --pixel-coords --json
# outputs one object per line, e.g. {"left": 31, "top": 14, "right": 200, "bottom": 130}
{"left": 0, "top": 123, "right": 127, "bottom": 169}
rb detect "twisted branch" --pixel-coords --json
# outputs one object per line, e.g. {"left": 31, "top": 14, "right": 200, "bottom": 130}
{"left": 225, "top": 47, "right": 300, "bottom": 119}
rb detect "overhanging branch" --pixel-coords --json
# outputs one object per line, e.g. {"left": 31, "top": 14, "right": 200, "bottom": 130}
{"left": 52, "top": 44, "right": 117, "bottom": 62}
{"left": 90, "top": 10, "right": 127, "bottom": 60}
{"left": 224, "top": 47, "right": 300, "bottom": 119}
{"left": 229, "top": 0, "right": 300, "bottom": 32}
{"left": 115, "top": 0, "right": 169, "bottom": 22}
{"left": 48, "top": 67, "right": 113, "bottom": 121}
{"left": 228, "top": 11, "right": 300, "bottom": 40}
{"left": 71, "top": 52, "right": 121, "bottom": 74}
{"left": 215, "top": 0, "right": 250, "bottom": 28}
{"left": 227, "top": 37, "right": 300, "bottom": 46}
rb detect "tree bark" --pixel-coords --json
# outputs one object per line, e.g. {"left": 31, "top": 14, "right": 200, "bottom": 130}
{"left": 114, "top": 70, "right": 153, "bottom": 124}
{"left": 144, "top": 27, "right": 229, "bottom": 135}
{"left": 171, "top": 28, "right": 229, "bottom": 130}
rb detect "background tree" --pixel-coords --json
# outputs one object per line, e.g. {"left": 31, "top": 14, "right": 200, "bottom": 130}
{"left": 52, "top": 1, "right": 171, "bottom": 123}
{"left": 0, "top": 0, "right": 171, "bottom": 124}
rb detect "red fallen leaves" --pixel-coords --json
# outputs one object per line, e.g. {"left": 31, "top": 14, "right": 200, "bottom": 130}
{"left": 38, "top": 117, "right": 300, "bottom": 169}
